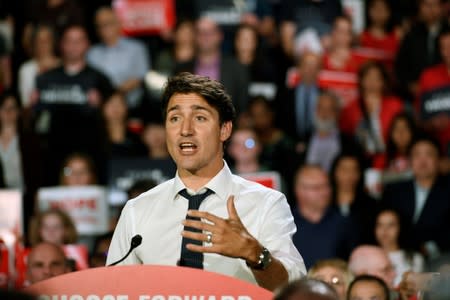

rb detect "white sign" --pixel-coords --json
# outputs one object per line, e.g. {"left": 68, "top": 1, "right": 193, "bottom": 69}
{"left": 38, "top": 186, "right": 109, "bottom": 235}
{"left": 0, "top": 190, "right": 23, "bottom": 238}
{"left": 343, "top": 0, "right": 365, "bottom": 34}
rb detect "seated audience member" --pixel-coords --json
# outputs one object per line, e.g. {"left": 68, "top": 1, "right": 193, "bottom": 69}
{"left": 233, "top": 24, "right": 276, "bottom": 83}
{"left": 322, "top": 16, "right": 359, "bottom": 74}
{"left": 140, "top": 122, "right": 170, "bottom": 160}
{"left": 274, "top": 278, "right": 339, "bottom": 300}
{"left": 59, "top": 152, "right": 98, "bottom": 186}
{"left": 330, "top": 153, "right": 376, "bottom": 244}
{"left": 292, "top": 165, "right": 357, "bottom": 269}
{"left": 34, "top": 24, "right": 113, "bottom": 186}
{"left": 28, "top": 209, "right": 78, "bottom": 246}
{"left": 417, "top": 27, "right": 450, "bottom": 153}
{"left": 300, "top": 91, "right": 363, "bottom": 172}
{"left": 380, "top": 136, "right": 450, "bottom": 258}
{"left": 174, "top": 17, "right": 249, "bottom": 115}
{"left": 359, "top": 0, "right": 401, "bottom": 58}
{"left": 373, "top": 112, "right": 418, "bottom": 178}
{"left": 87, "top": 7, "right": 150, "bottom": 111}
{"left": 0, "top": 91, "right": 41, "bottom": 226}
{"left": 374, "top": 209, "right": 424, "bottom": 287}
{"left": 18, "top": 24, "right": 59, "bottom": 109}
{"left": 89, "top": 232, "right": 113, "bottom": 268}
{"left": 277, "top": 52, "right": 322, "bottom": 141}
{"left": 348, "top": 245, "right": 396, "bottom": 289}
{"left": 340, "top": 61, "right": 403, "bottom": 156}
{"left": 395, "top": 0, "right": 447, "bottom": 101}
{"left": 155, "top": 19, "right": 195, "bottom": 76}
{"left": 308, "top": 259, "right": 353, "bottom": 300}
{"left": 227, "top": 127, "right": 267, "bottom": 174}
{"left": 347, "top": 275, "right": 391, "bottom": 300}
{"left": 26, "top": 242, "right": 70, "bottom": 284}
{"left": 101, "top": 91, "right": 142, "bottom": 158}
{"left": 247, "top": 96, "right": 297, "bottom": 195}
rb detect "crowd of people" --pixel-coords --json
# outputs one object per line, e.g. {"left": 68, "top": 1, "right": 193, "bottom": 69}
{"left": 1, "top": 0, "right": 450, "bottom": 298}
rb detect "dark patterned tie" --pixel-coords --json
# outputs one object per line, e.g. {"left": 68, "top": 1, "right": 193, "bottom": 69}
{"left": 178, "top": 188, "right": 214, "bottom": 269}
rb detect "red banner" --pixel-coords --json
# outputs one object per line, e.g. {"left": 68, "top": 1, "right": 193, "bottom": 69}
{"left": 113, "top": 0, "right": 176, "bottom": 36}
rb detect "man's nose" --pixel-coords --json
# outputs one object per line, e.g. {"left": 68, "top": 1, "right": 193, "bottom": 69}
{"left": 181, "top": 119, "right": 193, "bottom": 136}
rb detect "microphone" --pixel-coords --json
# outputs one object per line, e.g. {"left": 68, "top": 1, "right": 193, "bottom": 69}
{"left": 108, "top": 234, "right": 142, "bottom": 266}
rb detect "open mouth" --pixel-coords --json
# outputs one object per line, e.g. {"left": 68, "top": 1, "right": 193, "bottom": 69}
{"left": 179, "top": 142, "right": 197, "bottom": 153}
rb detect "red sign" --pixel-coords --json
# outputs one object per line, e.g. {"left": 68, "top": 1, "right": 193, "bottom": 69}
{"left": 0, "top": 242, "right": 8, "bottom": 289}
{"left": 24, "top": 265, "right": 273, "bottom": 299}
{"left": 113, "top": 0, "right": 176, "bottom": 36}
{"left": 241, "top": 171, "right": 282, "bottom": 191}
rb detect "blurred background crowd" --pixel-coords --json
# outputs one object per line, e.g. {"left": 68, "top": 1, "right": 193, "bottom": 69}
{"left": 0, "top": 0, "right": 450, "bottom": 298}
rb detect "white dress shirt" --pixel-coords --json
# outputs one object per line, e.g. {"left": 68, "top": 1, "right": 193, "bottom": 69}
{"left": 107, "top": 162, "right": 306, "bottom": 284}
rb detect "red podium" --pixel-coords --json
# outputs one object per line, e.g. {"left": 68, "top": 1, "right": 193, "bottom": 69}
{"left": 24, "top": 265, "right": 273, "bottom": 299}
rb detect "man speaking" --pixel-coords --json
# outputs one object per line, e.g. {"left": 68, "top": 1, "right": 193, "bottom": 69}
{"left": 106, "top": 73, "right": 305, "bottom": 291}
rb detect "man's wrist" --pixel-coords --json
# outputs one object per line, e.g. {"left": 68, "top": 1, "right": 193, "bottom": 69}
{"left": 245, "top": 241, "right": 272, "bottom": 270}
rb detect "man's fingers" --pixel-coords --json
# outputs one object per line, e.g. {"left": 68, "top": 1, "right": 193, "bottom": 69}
{"left": 187, "top": 210, "right": 225, "bottom": 225}
{"left": 182, "top": 219, "right": 216, "bottom": 233}
{"left": 181, "top": 230, "right": 211, "bottom": 243}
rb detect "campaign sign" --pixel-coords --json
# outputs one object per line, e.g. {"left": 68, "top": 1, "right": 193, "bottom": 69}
{"left": 420, "top": 85, "right": 450, "bottom": 120}
{"left": 113, "top": 0, "right": 176, "bottom": 36}
{"left": 0, "top": 190, "right": 23, "bottom": 238}
{"left": 37, "top": 186, "right": 109, "bottom": 235}
{"left": 24, "top": 265, "right": 273, "bottom": 299}
{"left": 241, "top": 171, "right": 282, "bottom": 191}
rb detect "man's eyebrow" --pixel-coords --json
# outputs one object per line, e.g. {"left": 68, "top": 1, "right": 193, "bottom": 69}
{"left": 167, "top": 104, "right": 212, "bottom": 113}
{"left": 167, "top": 105, "right": 180, "bottom": 114}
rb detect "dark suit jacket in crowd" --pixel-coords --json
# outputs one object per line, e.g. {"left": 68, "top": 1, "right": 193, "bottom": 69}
{"left": 174, "top": 56, "right": 250, "bottom": 115}
{"left": 381, "top": 175, "right": 450, "bottom": 253}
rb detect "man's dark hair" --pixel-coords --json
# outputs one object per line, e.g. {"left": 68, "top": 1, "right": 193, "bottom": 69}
{"left": 347, "top": 275, "right": 390, "bottom": 300}
{"left": 274, "top": 278, "right": 339, "bottom": 300}
{"left": 408, "top": 134, "right": 442, "bottom": 157}
{"left": 161, "top": 72, "right": 236, "bottom": 125}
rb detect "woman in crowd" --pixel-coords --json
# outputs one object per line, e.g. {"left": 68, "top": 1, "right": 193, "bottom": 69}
{"left": 233, "top": 24, "right": 276, "bottom": 83}
{"left": 359, "top": 0, "right": 401, "bottom": 57}
{"left": 101, "top": 91, "right": 142, "bottom": 158}
{"left": 374, "top": 208, "right": 424, "bottom": 287}
{"left": 308, "top": 259, "right": 353, "bottom": 300}
{"left": 18, "top": 24, "right": 59, "bottom": 109}
{"left": 140, "top": 122, "right": 170, "bottom": 160}
{"left": 340, "top": 61, "right": 403, "bottom": 156}
{"left": 28, "top": 209, "right": 78, "bottom": 246}
{"left": 323, "top": 15, "right": 359, "bottom": 73}
{"left": 0, "top": 91, "right": 41, "bottom": 224}
{"left": 372, "top": 112, "right": 418, "bottom": 177}
{"left": 59, "top": 152, "right": 98, "bottom": 186}
{"left": 154, "top": 19, "right": 195, "bottom": 76}
{"left": 227, "top": 127, "right": 266, "bottom": 174}
{"left": 330, "top": 153, "right": 377, "bottom": 244}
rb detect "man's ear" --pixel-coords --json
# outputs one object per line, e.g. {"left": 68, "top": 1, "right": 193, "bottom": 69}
{"left": 220, "top": 121, "right": 232, "bottom": 142}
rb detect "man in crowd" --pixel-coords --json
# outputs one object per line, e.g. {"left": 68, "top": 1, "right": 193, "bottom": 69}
{"left": 381, "top": 136, "right": 450, "bottom": 259}
{"left": 277, "top": 52, "right": 322, "bottom": 142}
{"left": 88, "top": 7, "right": 150, "bottom": 111}
{"left": 348, "top": 245, "right": 396, "bottom": 289}
{"left": 395, "top": 0, "right": 447, "bottom": 101}
{"left": 175, "top": 17, "right": 249, "bottom": 116}
{"left": 417, "top": 27, "right": 450, "bottom": 155}
{"left": 107, "top": 73, "right": 305, "bottom": 291}
{"left": 292, "top": 165, "right": 356, "bottom": 269}
{"left": 274, "top": 278, "right": 339, "bottom": 300}
{"left": 26, "top": 242, "right": 69, "bottom": 284}
{"left": 34, "top": 24, "right": 113, "bottom": 185}
{"left": 300, "top": 90, "right": 362, "bottom": 172}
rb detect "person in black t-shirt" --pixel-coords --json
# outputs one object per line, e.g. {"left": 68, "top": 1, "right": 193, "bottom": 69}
{"left": 34, "top": 24, "right": 113, "bottom": 185}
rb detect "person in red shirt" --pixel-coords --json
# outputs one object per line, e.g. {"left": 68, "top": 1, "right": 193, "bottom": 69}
{"left": 323, "top": 15, "right": 360, "bottom": 74}
{"left": 359, "top": 0, "right": 401, "bottom": 57}
{"left": 340, "top": 61, "right": 403, "bottom": 156}
{"left": 417, "top": 27, "right": 450, "bottom": 154}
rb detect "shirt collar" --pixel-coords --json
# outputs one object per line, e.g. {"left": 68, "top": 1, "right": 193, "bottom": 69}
{"left": 169, "top": 160, "right": 233, "bottom": 202}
